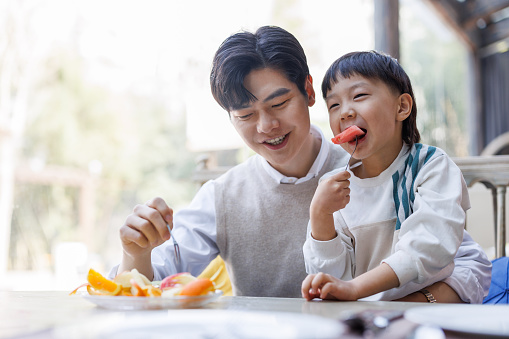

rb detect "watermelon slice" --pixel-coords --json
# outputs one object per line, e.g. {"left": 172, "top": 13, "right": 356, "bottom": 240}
{"left": 331, "top": 125, "right": 365, "bottom": 144}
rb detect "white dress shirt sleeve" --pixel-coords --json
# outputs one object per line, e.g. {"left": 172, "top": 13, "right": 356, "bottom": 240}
{"left": 150, "top": 180, "right": 219, "bottom": 281}
{"left": 446, "top": 229, "right": 492, "bottom": 303}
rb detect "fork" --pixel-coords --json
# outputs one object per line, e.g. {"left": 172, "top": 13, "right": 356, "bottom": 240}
{"left": 166, "top": 224, "right": 181, "bottom": 267}
{"left": 345, "top": 137, "right": 359, "bottom": 172}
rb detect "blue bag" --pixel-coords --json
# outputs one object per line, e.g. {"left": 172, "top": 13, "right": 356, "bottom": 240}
{"left": 483, "top": 257, "right": 509, "bottom": 304}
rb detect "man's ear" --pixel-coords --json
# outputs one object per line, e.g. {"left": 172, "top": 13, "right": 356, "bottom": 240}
{"left": 396, "top": 93, "right": 412, "bottom": 121}
{"left": 305, "top": 75, "right": 315, "bottom": 107}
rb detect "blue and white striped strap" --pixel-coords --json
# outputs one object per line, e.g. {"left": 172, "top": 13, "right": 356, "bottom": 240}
{"left": 392, "top": 143, "right": 441, "bottom": 230}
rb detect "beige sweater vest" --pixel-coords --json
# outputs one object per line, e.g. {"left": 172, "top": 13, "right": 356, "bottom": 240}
{"left": 214, "top": 146, "right": 346, "bottom": 297}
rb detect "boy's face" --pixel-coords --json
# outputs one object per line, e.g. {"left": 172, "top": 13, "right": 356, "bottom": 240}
{"left": 229, "top": 68, "right": 317, "bottom": 178}
{"left": 324, "top": 74, "right": 411, "bottom": 172}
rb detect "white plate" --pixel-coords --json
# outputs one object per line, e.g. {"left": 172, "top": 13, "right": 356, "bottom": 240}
{"left": 405, "top": 304, "right": 509, "bottom": 336}
{"left": 54, "top": 310, "right": 345, "bottom": 339}
{"left": 82, "top": 290, "right": 223, "bottom": 310}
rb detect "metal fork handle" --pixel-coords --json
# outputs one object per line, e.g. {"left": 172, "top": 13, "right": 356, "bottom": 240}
{"left": 166, "top": 224, "right": 181, "bottom": 266}
{"left": 345, "top": 137, "right": 359, "bottom": 172}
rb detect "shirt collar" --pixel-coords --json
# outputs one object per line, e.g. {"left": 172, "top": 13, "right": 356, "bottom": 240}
{"left": 260, "top": 125, "right": 330, "bottom": 184}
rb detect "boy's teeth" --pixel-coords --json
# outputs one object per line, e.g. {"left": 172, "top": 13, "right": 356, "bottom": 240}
{"left": 266, "top": 135, "right": 285, "bottom": 145}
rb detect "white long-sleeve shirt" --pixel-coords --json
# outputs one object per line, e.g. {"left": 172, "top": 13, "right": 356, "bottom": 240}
{"left": 303, "top": 143, "right": 491, "bottom": 302}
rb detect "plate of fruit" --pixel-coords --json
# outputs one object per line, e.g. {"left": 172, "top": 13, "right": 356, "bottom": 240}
{"left": 70, "top": 269, "right": 223, "bottom": 310}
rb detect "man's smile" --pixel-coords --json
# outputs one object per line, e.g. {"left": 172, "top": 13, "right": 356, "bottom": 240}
{"left": 264, "top": 133, "right": 289, "bottom": 146}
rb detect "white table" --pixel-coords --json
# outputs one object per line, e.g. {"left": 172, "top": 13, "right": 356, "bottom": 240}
{"left": 0, "top": 291, "right": 483, "bottom": 339}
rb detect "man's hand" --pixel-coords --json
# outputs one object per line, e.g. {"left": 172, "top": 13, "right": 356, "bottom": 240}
{"left": 117, "top": 197, "right": 174, "bottom": 278}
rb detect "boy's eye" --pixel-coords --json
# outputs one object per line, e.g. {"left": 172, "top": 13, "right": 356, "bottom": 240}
{"left": 354, "top": 93, "right": 367, "bottom": 99}
{"left": 328, "top": 103, "right": 339, "bottom": 110}
{"left": 272, "top": 99, "right": 289, "bottom": 108}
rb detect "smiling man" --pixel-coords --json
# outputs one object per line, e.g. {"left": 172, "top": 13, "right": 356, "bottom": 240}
{"left": 113, "top": 26, "right": 491, "bottom": 302}
{"left": 114, "top": 26, "right": 349, "bottom": 297}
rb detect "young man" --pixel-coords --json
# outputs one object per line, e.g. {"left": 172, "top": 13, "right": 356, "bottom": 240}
{"left": 113, "top": 26, "right": 491, "bottom": 302}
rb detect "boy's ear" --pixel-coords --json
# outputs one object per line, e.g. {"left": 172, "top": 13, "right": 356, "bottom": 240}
{"left": 396, "top": 93, "right": 412, "bottom": 121}
{"left": 305, "top": 75, "right": 315, "bottom": 107}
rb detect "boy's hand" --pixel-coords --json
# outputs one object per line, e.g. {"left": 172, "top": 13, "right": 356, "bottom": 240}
{"left": 309, "top": 171, "right": 350, "bottom": 241}
{"left": 310, "top": 170, "right": 351, "bottom": 217}
{"left": 119, "top": 197, "right": 173, "bottom": 258}
{"left": 301, "top": 272, "right": 359, "bottom": 301}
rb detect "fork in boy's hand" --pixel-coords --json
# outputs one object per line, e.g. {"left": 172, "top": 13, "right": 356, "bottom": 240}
{"left": 345, "top": 137, "right": 359, "bottom": 172}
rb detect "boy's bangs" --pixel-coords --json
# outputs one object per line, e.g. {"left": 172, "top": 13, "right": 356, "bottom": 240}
{"left": 322, "top": 52, "right": 402, "bottom": 98}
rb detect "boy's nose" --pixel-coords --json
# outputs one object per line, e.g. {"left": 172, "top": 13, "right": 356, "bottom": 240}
{"left": 340, "top": 107, "right": 356, "bottom": 120}
{"left": 257, "top": 111, "right": 279, "bottom": 133}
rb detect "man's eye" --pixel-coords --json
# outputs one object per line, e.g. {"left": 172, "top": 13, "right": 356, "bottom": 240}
{"left": 273, "top": 99, "right": 289, "bottom": 108}
{"left": 237, "top": 113, "right": 253, "bottom": 120}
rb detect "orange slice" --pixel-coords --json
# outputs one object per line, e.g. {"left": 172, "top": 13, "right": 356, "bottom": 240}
{"left": 143, "top": 285, "right": 162, "bottom": 297}
{"left": 87, "top": 268, "right": 121, "bottom": 295}
{"left": 179, "top": 278, "right": 215, "bottom": 296}
{"left": 69, "top": 283, "right": 90, "bottom": 295}
{"left": 130, "top": 278, "right": 146, "bottom": 296}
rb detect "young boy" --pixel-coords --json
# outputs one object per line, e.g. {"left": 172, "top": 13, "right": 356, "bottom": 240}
{"left": 302, "top": 51, "right": 491, "bottom": 302}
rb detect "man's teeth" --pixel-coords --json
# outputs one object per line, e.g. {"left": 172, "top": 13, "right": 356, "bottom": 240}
{"left": 266, "top": 135, "right": 285, "bottom": 145}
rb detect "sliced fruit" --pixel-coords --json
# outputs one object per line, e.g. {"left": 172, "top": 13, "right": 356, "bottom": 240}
{"left": 87, "top": 268, "right": 121, "bottom": 295}
{"left": 331, "top": 125, "right": 365, "bottom": 144}
{"left": 113, "top": 268, "right": 151, "bottom": 288}
{"left": 143, "top": 285, "right": 162, "bottom": 297}
{"left": 198, "top": 256, "right": 232, "bottom": 296}
{"left": 179, "top": 278, "right": 215, "bottom": 296}
{"left": 130, "top": 279, "right": 146, "bottom": 297}
{"left": 69, "top": 283, "right": 90, "bottom": 295}
{"left": 160, "top": 272, "right": 196, "bottom": 290}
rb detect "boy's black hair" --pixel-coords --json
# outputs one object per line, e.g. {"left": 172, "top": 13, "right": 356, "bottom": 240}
{"left": 321, "top": 51, "right": 420, "bottom": 145}
{"left": 210, "top": 26, "right": 310, "bottom": 112}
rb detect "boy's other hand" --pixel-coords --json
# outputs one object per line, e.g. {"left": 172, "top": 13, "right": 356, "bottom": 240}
{"left": 301, "top": 272, "right": 359, "bottom": 301}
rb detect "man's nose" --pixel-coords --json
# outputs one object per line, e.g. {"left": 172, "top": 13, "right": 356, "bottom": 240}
{"left": 257, "top": 111, "right": 279, "bottom": 133}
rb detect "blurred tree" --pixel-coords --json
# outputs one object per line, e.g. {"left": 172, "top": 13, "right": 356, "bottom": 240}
{"left": 400, "top": 3, "right": 469, "bottom": 157}
{"left": 0, "top": 0, "right": 39, "bottom": 274}
{"left": 6, "top": 30, "right": 198, "bottom": 271}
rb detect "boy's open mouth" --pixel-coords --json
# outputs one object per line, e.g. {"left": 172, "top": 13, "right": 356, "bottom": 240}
{"left": 348, "top": 128, "right": 367, "bottom": 145}
{"left": 357, "top": 128, "right": 367, "bottom": 140}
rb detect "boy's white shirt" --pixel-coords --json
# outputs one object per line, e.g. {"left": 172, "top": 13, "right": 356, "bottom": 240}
{"left": 303, "top": 143, "right": 471, "bottom": 301}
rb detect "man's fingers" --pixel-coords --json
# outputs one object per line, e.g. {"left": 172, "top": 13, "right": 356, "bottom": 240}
{"left": 130, "top": 203, "right": 170, "bottom": 242}
{"left": 124, "top": 212, "right": 164, "bottom": 246}
{"left": 145, "top": 197, "right": 174, "bottom": 224}
{"left": 119, "top": 220, "right": 150, "bottom": 248}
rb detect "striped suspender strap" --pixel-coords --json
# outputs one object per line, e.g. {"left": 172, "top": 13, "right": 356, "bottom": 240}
{"left": 392, "top": 144, "right": 441, "bottom": 230}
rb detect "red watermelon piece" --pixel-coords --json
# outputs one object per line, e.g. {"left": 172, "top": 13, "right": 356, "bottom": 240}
{"left": 331, "top": 125, "right": 365, "bottom": 144}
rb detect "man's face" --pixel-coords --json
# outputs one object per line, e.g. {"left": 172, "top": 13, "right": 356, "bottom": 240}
{"left": 229, "top": 68, "right": 317, "bottom": 178}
